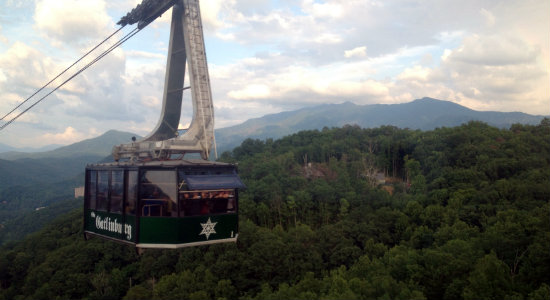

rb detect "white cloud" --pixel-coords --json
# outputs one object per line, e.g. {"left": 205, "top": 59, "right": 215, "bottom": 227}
{"left": 312, "top": 33, "right": 342, "bottom": 44}
{"left": 142, "top": 95, "right": 161, "bottom": 108}
{"left": 480, "top": 8, "right": 496, "bottom": 27}
{"left": 314, "top": 79, "right": 391, "bottom": 100}
{"left": 0, "top": 42, "right": 53, "bottom": 88}
{"left": 344, "top": 46, "right": 367, "bottom": 58}
{"left": 215, "top": 32, "right": 236, "bottom": 41}
{"left": 441, "top": 49, "right": 452, "bottom": 61}
{"left": 200, "top": 0, "right": 225, "bottom": 31}
{"left": 396, "top": 32, "right": 549, "bottom": 113}
{"left": 240, "top": 57, "right": 266, "bottom": 66}
{"left": 302, "top": 0, "right": 344, "bottom": 19}
{"left": 57, "top": 93, "right": 82, "bottom": 108}
{"left": 228, "top": 84, "right": 271, "bottom": 100}
{"left": 397, "top": 65, "right": 431, "bottom": 81}
{"left": 178, "top": 122, "right": 190, "bottom": 130}
{"left": 210, "top": 15, "right": 547, "bottom": 115}
{"left": 0, "top": 25, "right": 8, "bottom": 45}
{"left": 34, "top": 0, "right": 113, "bottom": 47}
{"left": 40, "top": 126, "right": 84, "bottom": 144}
{"left": 450, "top": 34, "right": 538, "bottom": 66}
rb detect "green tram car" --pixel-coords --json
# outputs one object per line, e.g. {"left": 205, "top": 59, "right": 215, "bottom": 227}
{"left": 83, "top": 160, "right": 245, "bottom": 250}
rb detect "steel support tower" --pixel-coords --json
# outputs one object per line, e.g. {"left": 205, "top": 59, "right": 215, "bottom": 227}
{"left": 113, "top": 0, "right": 216, "bottom": 161}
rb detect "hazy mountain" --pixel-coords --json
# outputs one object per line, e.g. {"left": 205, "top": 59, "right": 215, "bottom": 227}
{"left": 0, "top": 130, "right": 138, "bottom": 160}
{"left": 1, "top": 98, "right": 545, "bottom": 165}
{"left": 0, "top": 130, "right": 140, "bottom": 189}
{"left": 0, "top": 143, "right": 62, "bottom": 154}
{"left": 215, "top": 97, "right": 547, "bottom": 153}
{"left": 0, "top": 143, "right": 17, "bottom": 153}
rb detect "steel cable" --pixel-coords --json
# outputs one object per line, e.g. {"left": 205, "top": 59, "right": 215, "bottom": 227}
{"left": 0, "top": 26, "right": 126, "bottom": 122}
{"left": 0, "top": 26, "right": 141, "bottom": 131}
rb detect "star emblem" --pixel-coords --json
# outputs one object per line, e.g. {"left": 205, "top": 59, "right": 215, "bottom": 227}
{"left": 199, "top": 217, "right": 217, "bottom": 240}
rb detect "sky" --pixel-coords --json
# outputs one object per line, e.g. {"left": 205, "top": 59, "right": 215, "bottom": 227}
{"left": 0, "top": 0, "right": 548, "bottom": 148}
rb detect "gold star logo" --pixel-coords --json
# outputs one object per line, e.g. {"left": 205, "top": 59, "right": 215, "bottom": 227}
{"left": 199, "top": 217, "right": 217, "bottom": 240}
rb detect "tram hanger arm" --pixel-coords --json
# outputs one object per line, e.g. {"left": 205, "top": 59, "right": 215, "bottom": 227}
{"left": 118, "top": 0, "right": 179, "bottom": 29}
{"left": 113, "top": 0, "right": 216, "bottom": 161}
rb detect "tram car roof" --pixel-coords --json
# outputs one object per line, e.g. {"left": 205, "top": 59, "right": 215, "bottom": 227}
{"left": 86, "top": 159, "right": 236, "bottom": 168}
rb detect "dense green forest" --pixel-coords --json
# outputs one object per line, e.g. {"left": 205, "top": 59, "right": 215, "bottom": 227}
{"left": 0, "top": 198, "right": 81, "bottom": 245}
{"left": 1, "top": 120, "right": 549, "bottom": 300}
{"left": 0, "top": 175, "right": 82, "bottom": 245}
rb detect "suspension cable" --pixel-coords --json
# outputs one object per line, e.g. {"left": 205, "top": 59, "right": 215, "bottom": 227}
{"left": 0, "top": 26, "right": 141, "bottom": 132}
{"left": 0, "top": 26, "right": 125, "bottom": 122}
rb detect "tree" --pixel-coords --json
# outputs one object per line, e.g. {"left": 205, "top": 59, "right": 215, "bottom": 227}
{"left": 463, "top": 252, "right": 511, "bottom": 300}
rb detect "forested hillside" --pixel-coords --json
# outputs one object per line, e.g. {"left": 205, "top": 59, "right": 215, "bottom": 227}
{"left": 1, "top": 120, "right": 549, "bottom": 300}
{"left": 0, "top": 130, "right": 139, "bottom": 242}
{"left": 0, "top": 197, "right": 81, "bottom": 245}
{"left": 0, "top": 174, "right": 83, "bottom": 227}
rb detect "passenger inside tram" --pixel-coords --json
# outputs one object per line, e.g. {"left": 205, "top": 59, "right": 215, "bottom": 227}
{"left": 179, "top": 190, "right": 235, "bottom": 216}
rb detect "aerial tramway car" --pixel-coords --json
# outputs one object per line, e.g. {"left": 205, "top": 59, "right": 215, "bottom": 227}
{"left": 84, "top": 160, "right": 245, "bottom": 249}
{"left": 83, "top": 0, "right": 245, "bottom": 250}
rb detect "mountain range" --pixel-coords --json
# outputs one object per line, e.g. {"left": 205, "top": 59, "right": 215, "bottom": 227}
{"left": 0, "top": 130, "right": 138, "bottom": 160}
{"left": 214, "top": 97, "right": 547, "bottom": 152}
{"left": 0, "top": 143, "right": 61, "bottom": 154}
{"left": 0, "top": 130, "right": 138, "bottom": 189}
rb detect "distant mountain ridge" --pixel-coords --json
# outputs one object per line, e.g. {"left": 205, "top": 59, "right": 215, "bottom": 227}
{"left": 0, "top": 130, "right": 140, "bottom": 190}
{"left": 215, "top": 97, "right": 547, "bottom": 152}
{"left": 0, "top": 130, "right": 138, "bottom": 160}
{"left": 1, "top": 98, "right": 546, "bottom": 160}
{"left": 0, "top": 143, "right": 61, "bottom": 154}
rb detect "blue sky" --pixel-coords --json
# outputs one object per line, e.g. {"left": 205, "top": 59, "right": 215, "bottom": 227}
{"left": 0, "top": 0, "right": 548, "bottom": 148}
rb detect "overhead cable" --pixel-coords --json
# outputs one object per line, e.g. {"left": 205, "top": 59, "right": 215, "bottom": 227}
{"left": 0, "top": 26, "right": 142, "bottom": 132}
{"left": 0, "top": 26, "right": 125, "bottom": 122}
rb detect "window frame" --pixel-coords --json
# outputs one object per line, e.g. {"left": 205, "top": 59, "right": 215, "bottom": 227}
{"left": 139, "top": 169, "right": 178, "bottom": 217}
{"left": 96, "top": 170, "right": 110, "bottom": 212}
{"left": 86, "top": 170, "right": 98, "bottom": 210}
{"left": 109, "top": 170, "right": 124, "bottom": 214}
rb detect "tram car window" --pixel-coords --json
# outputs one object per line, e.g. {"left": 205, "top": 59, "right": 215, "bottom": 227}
{"left": 140, "top": 170, "right": 177, "bottom": 217}
{"left": 96, "top": 171, "right": 109, "bottom": 212}
{"left": 125, "top": 171, "right": 138, "bottom": 216}
{"left": 110, "top": 170, "right": 124, "bottom": 213}
{"left": 86, "top": 170, "right": 97, "bottom": 210}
